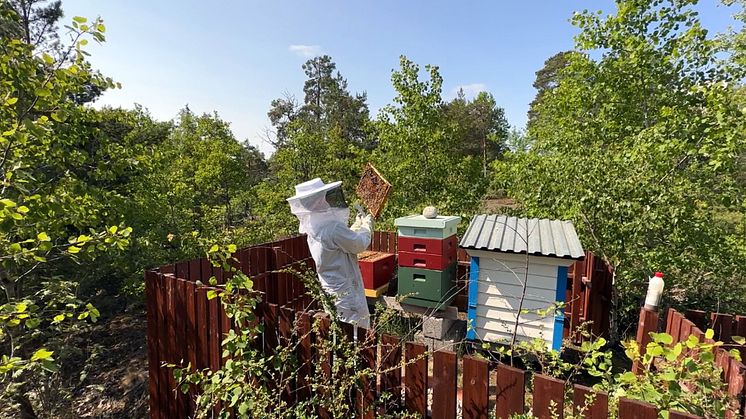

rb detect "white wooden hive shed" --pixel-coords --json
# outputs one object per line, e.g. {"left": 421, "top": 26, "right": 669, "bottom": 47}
{"left": 459, "top": 215, "right": 585, "bottom": 350}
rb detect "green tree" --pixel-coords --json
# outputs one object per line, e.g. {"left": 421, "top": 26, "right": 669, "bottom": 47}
{"left": 0, "top": 9, "right": 132, "bottom": 416}
{"left": 495, "top": 0, "right": 746, "bottom": 339}
{"left": 526, "top": 51, "right": 575, "bottom": 131}
{"left": 373, "top": 56, "right": 484, "bottom": 220}
{"left": 444, "top": 89, "right": 509, "bottom": 177}
{"left": 268, "top": 55, "right": 370, "bottom": 148}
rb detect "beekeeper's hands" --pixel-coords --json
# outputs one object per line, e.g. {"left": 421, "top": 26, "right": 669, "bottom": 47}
{"left": 361, "top": 214, "right": 374, "bottom": 232}
{"left": 350, "top": 214, "right": 364, "bottom": 231}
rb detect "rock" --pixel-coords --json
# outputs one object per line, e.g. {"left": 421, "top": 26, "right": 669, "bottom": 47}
{"left": 422, "top": 206, "right": 438, "bottom": 219}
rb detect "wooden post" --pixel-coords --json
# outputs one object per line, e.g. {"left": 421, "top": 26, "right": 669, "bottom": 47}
{"left": 633, "top": 308, "right": 659, "bottom": 374}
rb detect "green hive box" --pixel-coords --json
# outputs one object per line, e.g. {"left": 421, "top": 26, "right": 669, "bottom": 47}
{"left": 397, "top": 263, "right": 456, "bottom": 308}
{"left": 394, "top": 215, "right": 461, "bottom": 239}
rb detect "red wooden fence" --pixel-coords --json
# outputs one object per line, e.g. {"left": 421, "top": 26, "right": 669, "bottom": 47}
{"left": 636, "top": 307, "right": 746, "bottom": 417}
{"left": 146, "top": 234, "right": 687, "bottom": 418}
{"left": 147, "top": 269, "right": 697, "bottom": 417}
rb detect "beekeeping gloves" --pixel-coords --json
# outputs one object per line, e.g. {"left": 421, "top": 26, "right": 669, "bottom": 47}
{"left": 361, "top": 214, "right": 374, "bottom": 232}
{"left": 350, "top": 214, "right": 364, "bottom": 232}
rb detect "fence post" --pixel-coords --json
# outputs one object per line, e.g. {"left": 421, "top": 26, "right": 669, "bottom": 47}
{"left": 633, "top": 307, "right": 659, "bottom": 374}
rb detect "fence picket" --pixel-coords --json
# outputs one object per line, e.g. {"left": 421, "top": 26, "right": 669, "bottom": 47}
{"left": 432, "top": 350, "right": 457, "bottom": 419}
{"left": 381, "top": 334, "right": 402, "bottom": 413}
{"left": 462, "top": 356, "right": 489, "bottom": 419}
{"left": 404, "top": 341, "right": 427, "bottom": 417}
{"left": 357, "top": 327, "right": 377, "bottom": 419}
{"left": 296, "top": 311, "right": 313, "bottom": 402}
{"left": 495, "top": 363, "right": 526, "bottom": 419}
{"left": 618, "top": 398, "right": 657, "bottom": 418}
{"left": 712, "top": 313, "right": 734, "bottom": 343}
{"left": 315, "top": 313, "right": 332, "bottom": 419}
{"left": 533, "top": 374, "right": 564, "bottom": 419}
{"left": 572, "top": 384, "right": 608, "bottom": 419}
{"left": 145, "top": 271, "right": 162, "bottom": 418}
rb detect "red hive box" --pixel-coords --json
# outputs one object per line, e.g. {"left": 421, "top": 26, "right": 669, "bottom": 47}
{"left": 398, "top": 250, "right": 456, "bottom": 271}
{"left": 357, "top": 251, "right": 396, "bottom": 290}
{"left": 397, "top": 234, "right": 458, "bottom": 256}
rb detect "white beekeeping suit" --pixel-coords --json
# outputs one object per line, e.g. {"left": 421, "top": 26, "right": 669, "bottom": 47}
{"left": 287, "top": 178, "right": 373, "bottom": 328}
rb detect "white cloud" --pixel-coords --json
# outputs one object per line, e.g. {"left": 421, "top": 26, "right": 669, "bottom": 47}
{"left": 452, "top": 83, "right": 487, "bottom": 98}
{"left": 288, "top": 44, "right": 322, "bottom": 58}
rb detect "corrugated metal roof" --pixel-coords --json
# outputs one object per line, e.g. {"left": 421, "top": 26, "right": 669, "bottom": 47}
{"left": 459, "top": 215, "right": 585, "bottom": 260}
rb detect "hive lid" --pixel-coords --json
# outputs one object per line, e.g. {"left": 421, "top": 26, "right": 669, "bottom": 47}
{"left": 459, "top": 214, "right": 585, "bottom": 260}
{"left": 394, "top": 214, "right": 461, "bottom": 229}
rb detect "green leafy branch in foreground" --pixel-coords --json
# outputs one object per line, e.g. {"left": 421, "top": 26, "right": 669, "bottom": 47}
{"left": 616, "top": 330, "right": 739, "bottom": 417}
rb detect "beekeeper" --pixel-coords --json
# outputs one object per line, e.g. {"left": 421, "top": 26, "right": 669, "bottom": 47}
{"left": 287, "top": 178, "right": 373, "bottom": 328}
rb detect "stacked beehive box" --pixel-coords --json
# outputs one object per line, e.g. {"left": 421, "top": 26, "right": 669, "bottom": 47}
{"left": 394, "top": 214, "right": 461, "bottom": 308}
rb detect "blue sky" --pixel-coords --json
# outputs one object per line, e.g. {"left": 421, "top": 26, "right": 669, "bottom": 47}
{"left": 61, "top": 1, "right": 739, "bottom": 156}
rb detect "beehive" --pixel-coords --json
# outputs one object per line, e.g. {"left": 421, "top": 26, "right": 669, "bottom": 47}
{"left": 460, "top": 215, "right": 585, "bottom": 351}
{"left": 395, "top": 214, "right": 461, "bottom": 308}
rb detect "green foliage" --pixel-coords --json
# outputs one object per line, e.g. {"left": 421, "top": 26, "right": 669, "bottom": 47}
{"left": 495, "top": 0, "right": 746, "bottom": 337}
{"left": 373, "top": 56, "right": 485, "bottom": 221}
{"left": 617, "top": 330, "right": 735, "bottom": 417}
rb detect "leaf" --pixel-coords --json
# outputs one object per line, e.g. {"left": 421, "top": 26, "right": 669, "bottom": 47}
{"left": 42, "top": 53, "right": 54, "bottom": 65}
{"left": 207, "top": 290, "right": 217, "bottom": 300}
{"left": 732, "top": 336, "right": 745, "bottom": 345}
{"left": 37, "top": 232, "right": 50, "bottom": 241}
{"left": 705, "top": 329, "right": 714, "bottom": 340}
{"left": 31, "top": 348, "right": 54, "bottom": 362}
{"left": 5, "top": 97, "right": 18, "bottom": 105}
{"left": 53, "top": 314, "right": 65, "bottom": 323}
{"left": 108, "top": 225, "right": 118, "bottom": 234}
{"left": 15, "top": 302, "right": 27, "bottom": 313}
{"left": 72, "top": 16, "right": 87, "bottom": 23}
{"left": 0, "top": 199, "right": 16, "bottom": 208}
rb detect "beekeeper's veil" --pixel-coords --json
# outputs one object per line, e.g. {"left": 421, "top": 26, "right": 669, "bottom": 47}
{"left": 287, "top": 178, "right": 350, "bottom": 236}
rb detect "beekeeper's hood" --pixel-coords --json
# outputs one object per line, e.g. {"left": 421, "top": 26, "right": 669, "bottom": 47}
{"left": 287, "top": 178, "right": 350, "bottom": 236}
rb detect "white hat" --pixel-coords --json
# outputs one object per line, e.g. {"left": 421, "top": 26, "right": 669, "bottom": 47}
{"left": 287, "top": 178, "right": 342, "bottom": 201}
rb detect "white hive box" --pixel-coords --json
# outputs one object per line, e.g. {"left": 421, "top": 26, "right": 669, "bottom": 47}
{"left": 460, "top": 215, "right": 585, "bottom": 351}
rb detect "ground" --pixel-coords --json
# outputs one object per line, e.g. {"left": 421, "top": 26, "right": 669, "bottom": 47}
{"left": 1, "top": 306, "right": 151, "bottom": 419}
{"left": 69, "top": 310, "right": 149, "bottom": 419}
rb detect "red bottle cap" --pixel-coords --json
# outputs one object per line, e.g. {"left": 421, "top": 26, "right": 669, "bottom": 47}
{"left": 654, "top": 272, "right": 664, "bottom": 278}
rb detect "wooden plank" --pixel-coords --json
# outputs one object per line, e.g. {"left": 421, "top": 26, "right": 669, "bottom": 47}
{"left": 176, "top": 261, "right": 189, "bottom": 279}
{"left": 357, "top": 327, "right": 377, "bottom": 419}
{"left": 164, "top": 275, "right": 179, "bottom": 418}
{"left": 144, "top": 271, "right": 162, "bottom": 419}
{"left": 727, "top": 358, "right": 745, "bottom": 419}
{"left": 462, "top": 356, "right": 489, "bottom": 419}
{"left": 712, "top": 313, "right": 734, "bottom": 343}
{"left": 680, "top": 319, "right": 693, "bottom": 342}
{"left": 671, "top": 310, "right": 683, "bottom": 343}
{"left": 533, "top": 374, "right": 564, "bottom": 419}
{"left": 404, "top": 341, "right": 427, "bottom": 417}
{"left": 381, "top": 334, "right": 402, "bottom": 413}
{"left": 197, "top": 260, "right": 211, "bottom": 373}
{"left": 155, "top": 274, "right": 170, "bottom": 419}
{"left": 315, "top": 313, "right": 332, "bottom": 419}
{"left": 572, "top": 384, "right": 608, "bottom": 419}
{"left": 432, "top": 351, "right": 457, "bottom": 419}
{"left": 569, "top": 260, "right": 583, "bottom": 341}
{"left": 184, "top": 280, "right": 197, "bottom": 414}
{"left": 666, "top": 308, "right": 676, "bottom": 335}
{"left": 296, "top": 311, "right": 313, "bottom": 402}
{"left": 618, "top": 398, "right": 657, "bottom": 419}
{"left": 633, "top": 308, "right": 659, "bottom": 374}
{"left": 495, "top": 363, "right": 526, "bottom": 418}
{"left": 279, "top": 307, "right": 294, "bottom": 404}
{"left": 685, "top": 309, "right": 707, "bottom": 331}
